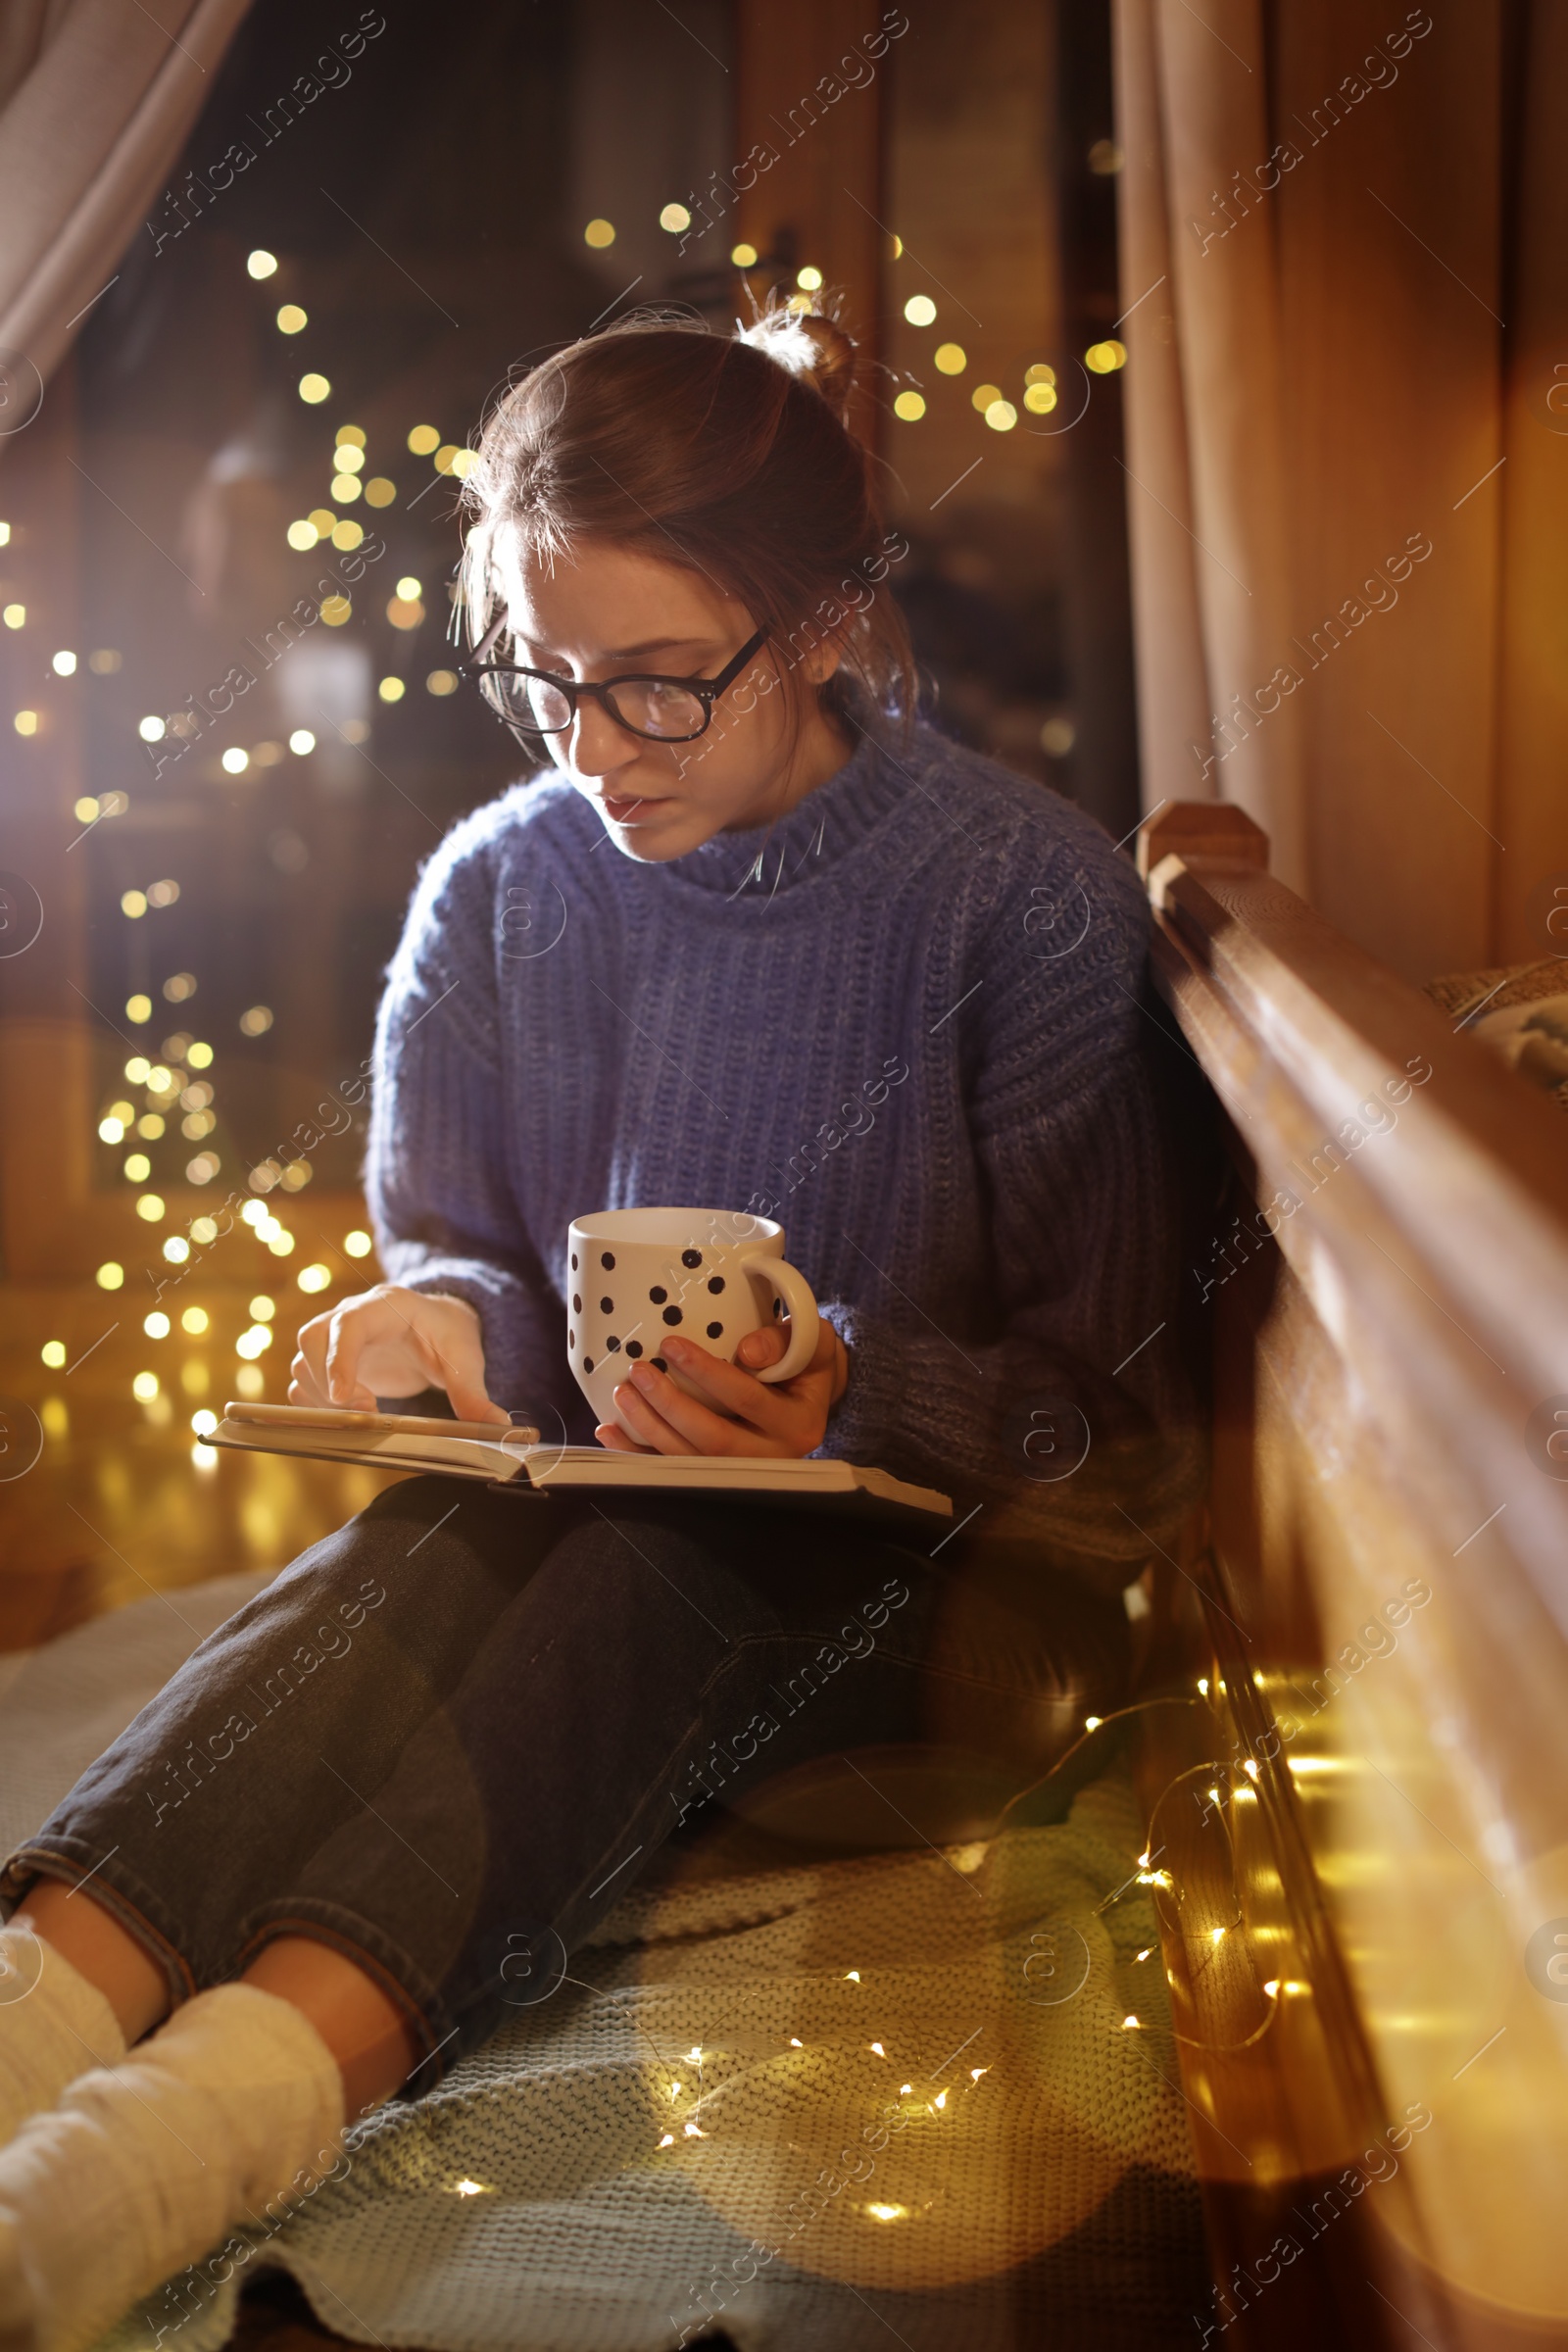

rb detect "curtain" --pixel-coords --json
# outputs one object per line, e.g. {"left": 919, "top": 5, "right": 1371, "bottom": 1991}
{"left": 0, "top": 0, "right": 253, "bottom": 400}
{"left": 1112, "top": 0, "right": 1568, "bottom": 978}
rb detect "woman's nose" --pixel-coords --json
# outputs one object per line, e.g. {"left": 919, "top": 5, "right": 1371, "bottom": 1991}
{"left": 567, "top": 696, "right": 641, "bottom": 779}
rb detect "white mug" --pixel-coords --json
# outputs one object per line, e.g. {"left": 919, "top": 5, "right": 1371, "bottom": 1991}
{"left": 566, "top": 1207, "right": 819, "bottom": 1439}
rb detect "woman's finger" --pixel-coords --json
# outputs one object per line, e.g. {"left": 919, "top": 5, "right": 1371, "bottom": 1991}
{"left": 619, "top": 1355, "right": 813, "bottom": 1456}
{"left": 608, "top": 1373, "right": 705, "bottom": 1455}
{"left": 594, "top": 1421, "right": 658, "bottom": 1453}
{"left": 291, "top": 1311, "right": 341, "bottom": 1406}
{"left": 322, "top": 1303, "right": 381, "bottom": 1409}
{"left": 656, "top": 1337, "right": 798, "bottom": 1435}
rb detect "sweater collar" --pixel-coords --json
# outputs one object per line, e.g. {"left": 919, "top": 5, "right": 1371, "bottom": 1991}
{"left": 668, "top": 727, "right": 913, "bottom": 897}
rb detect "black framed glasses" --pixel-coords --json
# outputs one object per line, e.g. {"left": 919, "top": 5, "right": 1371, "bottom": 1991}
{"left": 460, "top": 615, "right": 770, "bottom": 745}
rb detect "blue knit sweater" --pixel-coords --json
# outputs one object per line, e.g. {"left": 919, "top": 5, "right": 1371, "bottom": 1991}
{"left": 365, "top": 723, "right": 1201, "bottom": 1592}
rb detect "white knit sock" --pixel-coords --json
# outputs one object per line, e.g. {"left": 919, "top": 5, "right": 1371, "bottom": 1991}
{"left": 0, "top": 1929, "right": 125, "bottom": 2147}
{"left": 0, "top": 1981, "right": 344, "bottom": 2352}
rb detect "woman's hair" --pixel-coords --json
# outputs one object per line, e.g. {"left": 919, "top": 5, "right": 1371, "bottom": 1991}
{"left": 458, "top": 302, "right": 915, "bottom": 735}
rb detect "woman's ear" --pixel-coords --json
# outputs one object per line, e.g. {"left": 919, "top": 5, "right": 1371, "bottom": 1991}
{"left": 799, "top": 630, "right": 845, "bottom": 687}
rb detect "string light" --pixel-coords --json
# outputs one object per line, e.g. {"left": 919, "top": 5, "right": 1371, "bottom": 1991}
{"left": 893, "top": 391, "right": 925, "bottom": 422}
{"left": 934, "top": 343, "right": 966, "bottom": 373}
{"left": 904, "top": 294, "right": 937, "bottom": 326}
{"left": 584, "top": 220, "right": 615, "bottom": 249}
{"left": 659, "top": 203, "right": 691, "bottom": 233}
{"left": 96, "top": 1262, "right": 123, "bottom": 1290}
{"left": 276, "top": 305, "right": 307, "bottom": 334}
{"left": 730, "top": 242, "right": 758, "bottom": 268}
{"left": 299, "top": 373, "right": 331, "bottom": 404}
{"left": 40, "top": 1342, "right": 66, "bottom": 1368}
{"left": 247, "top": 250, "right": 278, "bottom": 279}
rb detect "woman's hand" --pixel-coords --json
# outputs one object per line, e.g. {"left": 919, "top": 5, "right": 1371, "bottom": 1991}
{"left": 597, "top": 1314, "right": 850, "bottom": 1458}
{"left": 289, "top": 1285, "right": 510, "bottom": 1425}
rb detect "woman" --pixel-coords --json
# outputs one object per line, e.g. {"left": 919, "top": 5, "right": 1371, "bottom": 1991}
{"left": 0, "top": 307, "right": 1199, "bottom": 2349}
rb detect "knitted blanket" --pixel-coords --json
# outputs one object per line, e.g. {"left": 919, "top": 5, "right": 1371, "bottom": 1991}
{"left": 0, "top": 1580, "right": 1204, "bottom": 2351}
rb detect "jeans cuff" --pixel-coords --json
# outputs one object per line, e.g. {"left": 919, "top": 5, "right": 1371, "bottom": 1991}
{"left": 229, "top": 1897, "right": 458, "bottom": 2091}
{"left": 0, "top": 1838, "right": 200, "bottom": 2015}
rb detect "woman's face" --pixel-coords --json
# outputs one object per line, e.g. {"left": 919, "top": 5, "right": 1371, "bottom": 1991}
{"left": 496, "top": 532, "right": 847, "bottom": 862}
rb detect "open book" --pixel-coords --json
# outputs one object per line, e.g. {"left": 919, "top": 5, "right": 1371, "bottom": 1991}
{"left": 212, "top": 1402, "right": 954, "bottom": 1524}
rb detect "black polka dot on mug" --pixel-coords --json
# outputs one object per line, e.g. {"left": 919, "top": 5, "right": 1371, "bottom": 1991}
{"left": 600, "top": 1297, "right": 613, "bottom": 1314}
{"left": 708, "top": 1276, "right": 724, "bottom": 1294}
{"left": 601, "top": 1251, "right": 615, "bottom": 1270}
{"left": 681, "top": 1249, "right": 702, "bottom": 1268}
{"left": 650, "top": 1285, "right": 667, "bottom": 1303}
{"left": 707, "top": 1321, "right": 723, "bottom": 1339}
{"left": 662, "top": 1305, "right": 682, "bottom": 1326}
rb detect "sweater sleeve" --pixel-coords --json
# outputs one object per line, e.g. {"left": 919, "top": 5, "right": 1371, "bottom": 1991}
{"left": 362, "top": 814, "right": 567, "bottom": 1420}
{"left": 816, "top": 824, "right": 1205, "bottom": 1596}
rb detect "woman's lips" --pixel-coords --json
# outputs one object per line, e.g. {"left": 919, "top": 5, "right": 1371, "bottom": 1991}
{"left": 601, "top": 791, "right": 667, "bottom": 823}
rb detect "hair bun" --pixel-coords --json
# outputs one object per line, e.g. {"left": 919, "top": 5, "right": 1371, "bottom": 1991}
{"left": 736, "top": 304, "right": 856, "bottom": 425}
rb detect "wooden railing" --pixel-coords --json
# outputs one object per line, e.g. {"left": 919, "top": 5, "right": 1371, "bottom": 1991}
{"left": 1137, "top": 803, "right": 1568, "bottom": 2348}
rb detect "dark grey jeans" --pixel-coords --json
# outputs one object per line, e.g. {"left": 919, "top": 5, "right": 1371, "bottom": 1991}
{"left": 0, "top": 1479, "right": 1128, "bottom": 2088}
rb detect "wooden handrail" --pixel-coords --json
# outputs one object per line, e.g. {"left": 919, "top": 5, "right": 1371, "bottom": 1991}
{"left": 1137, "top": 802, "right": 1568, "bottom": 2337}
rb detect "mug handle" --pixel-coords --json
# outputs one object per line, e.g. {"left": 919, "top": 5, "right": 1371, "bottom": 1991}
{"left": 740, "top": 1254, "right": 819, "bottom": 1383}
